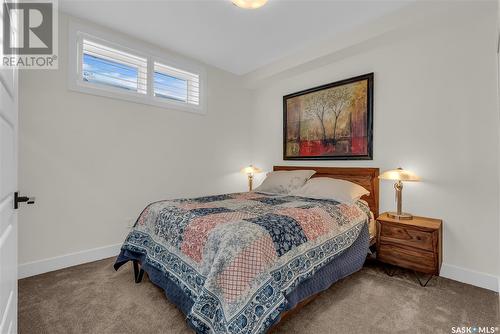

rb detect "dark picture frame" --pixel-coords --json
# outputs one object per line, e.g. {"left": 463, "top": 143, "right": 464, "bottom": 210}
{"left": 283, "top": 73, "right": 374, "bottom": 160}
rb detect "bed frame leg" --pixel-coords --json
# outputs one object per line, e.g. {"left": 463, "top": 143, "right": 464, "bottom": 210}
{"left": 133, "top": 260, "right": 144, "bottom": 283}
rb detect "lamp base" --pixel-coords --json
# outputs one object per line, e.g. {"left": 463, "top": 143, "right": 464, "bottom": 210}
{"left": 387, "top": 212, "right": 413, "bottom": 220}
{"left": 247, "top": 174, "right": 253, "bottom": 192}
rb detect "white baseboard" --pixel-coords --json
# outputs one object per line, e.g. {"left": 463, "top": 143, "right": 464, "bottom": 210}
{"left": 18, "top": 246, "right": 500, "bottom": 293}
{"left": 18, "top": 243, "right": 122, "bottom": 279}
{"left": 440, "top": 263, "right": 499, "bottom": 292}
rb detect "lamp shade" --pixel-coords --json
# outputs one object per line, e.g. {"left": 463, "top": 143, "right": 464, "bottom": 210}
{"left": 240, "top": 165, "right": 262, "bottom": 174}
{"left": 379, "top": 168, "right": 420, "bottom": 182}
{"left": 232, "top": 0, "right": 268, "bottom": 9}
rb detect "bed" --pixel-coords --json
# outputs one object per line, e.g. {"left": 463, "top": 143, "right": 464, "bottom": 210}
{"left": 114, "top": 166, "right": 379, "bottom": 333}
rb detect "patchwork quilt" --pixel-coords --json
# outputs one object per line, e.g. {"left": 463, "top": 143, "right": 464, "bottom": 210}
{"left": 118, "top": 192, "right": 370, "bottom": 334}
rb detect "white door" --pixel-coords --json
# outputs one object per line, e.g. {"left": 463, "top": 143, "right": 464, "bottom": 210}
{"left": 0, "top": 5, "right": 18, "bottom": 332}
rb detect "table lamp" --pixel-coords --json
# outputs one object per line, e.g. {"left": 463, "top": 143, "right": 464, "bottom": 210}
{"left": 379, "top": 167, "right": 420, "bottom": 220}
{"left": 240, "top": 165, "right": 262, "bottom": 191}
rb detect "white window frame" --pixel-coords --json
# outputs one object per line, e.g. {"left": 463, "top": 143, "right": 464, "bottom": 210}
{"left": 68, "top": 20, "right": 206, "bottom": 114}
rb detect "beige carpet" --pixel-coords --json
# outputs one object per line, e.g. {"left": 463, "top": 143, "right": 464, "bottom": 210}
{"left": 19, "top": 257, "right": 499, "bottom": 334}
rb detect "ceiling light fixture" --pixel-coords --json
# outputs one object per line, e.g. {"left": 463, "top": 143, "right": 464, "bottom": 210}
{"left": 232, "top": 0, "right": 268, "bottom": 9}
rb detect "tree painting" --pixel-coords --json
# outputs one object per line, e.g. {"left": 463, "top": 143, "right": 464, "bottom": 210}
{"left": 328, "top": 86, "right": 353, "bottom": 144}
{"left": 303, "top": 91, "right": 331, "bottom": 143}
{"left": 284, "top": 73, "right": 373, "bottom": 160}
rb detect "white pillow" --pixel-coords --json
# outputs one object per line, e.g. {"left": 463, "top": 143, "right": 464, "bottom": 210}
{"left": 254, "top": 170, "right": 316, "bottom": 194}
{"left": 292, "top": 177, "right": 369, "bottom": 204}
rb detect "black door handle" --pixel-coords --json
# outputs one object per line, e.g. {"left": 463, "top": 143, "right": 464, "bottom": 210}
{"left": 14, "top": 192, "right": 35, "bottom": 209}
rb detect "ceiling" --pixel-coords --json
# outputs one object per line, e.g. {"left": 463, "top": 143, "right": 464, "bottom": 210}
{"left": 60, "top": 0, "right": 412, "bottom": 75}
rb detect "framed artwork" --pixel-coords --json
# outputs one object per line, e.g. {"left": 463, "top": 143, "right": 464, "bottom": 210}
{"left": 283, "top": 73, "right": 373, "bottom": 160}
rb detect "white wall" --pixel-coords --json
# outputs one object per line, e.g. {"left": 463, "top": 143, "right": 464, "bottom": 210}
{"left": 18, "top": 2, "right": 500, "bottom": 291}
{"left": 18, "top": 13, "right": 252, "bottom": 272}
{"left": 247, "top": 2, "right": 500, "bottom": 290}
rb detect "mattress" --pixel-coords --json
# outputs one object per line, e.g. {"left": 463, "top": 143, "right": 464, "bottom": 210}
{"left": 369, "top": 216, "right": 376, "bottom": 241}
{"left": 114, "top": 192, "right": 371, "bottom": 334}
{"left": 357, "top": 199, "right": 376, "bottom": 241}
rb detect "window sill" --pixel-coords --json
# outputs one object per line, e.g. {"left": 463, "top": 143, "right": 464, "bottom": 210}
{"left": 68, "top": 79, "right": 206, "bottom": 115}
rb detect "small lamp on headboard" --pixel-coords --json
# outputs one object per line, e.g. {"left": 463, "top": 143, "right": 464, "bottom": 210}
{"left": 379, "top": 167, "right": 420, "bottom": 220}
{"left": 241, "top": 165, "right": 262, "bottom": 191}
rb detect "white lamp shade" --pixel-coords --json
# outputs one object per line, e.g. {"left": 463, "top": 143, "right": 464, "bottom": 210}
{"left": 232, "top": 0, "right": 268, "bottom": 9}
{"left": 240, "top": 165, "right": 262, "bottom": 174}
{"left": 379, "top": 168, "right": 420, "bottom": 182}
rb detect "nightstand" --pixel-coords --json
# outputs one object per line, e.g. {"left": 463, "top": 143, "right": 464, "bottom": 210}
{"left": 376, "top": 212, "right": 442, "bottom": 286}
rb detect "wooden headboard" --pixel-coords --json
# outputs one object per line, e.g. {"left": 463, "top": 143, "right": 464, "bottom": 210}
{"left": 273, "top": 166, "right": 380, "bottom": 217}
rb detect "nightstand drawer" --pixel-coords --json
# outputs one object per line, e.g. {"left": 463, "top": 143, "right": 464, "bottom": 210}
{"left": 379, "top": 223, "right": 434, "bottom": 252}
{"left": 378, "top": 242, "right": 436, "bottom": 274}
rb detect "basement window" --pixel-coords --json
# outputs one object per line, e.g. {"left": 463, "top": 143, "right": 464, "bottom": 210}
{"left": 68, "top": 22, "right": 206, "bottom": 114}
{"left": 154, "top": 62, "right": 199, "bottom": 106}
{"left": 82, "top": 39, "right": 147, "bottom": 94}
